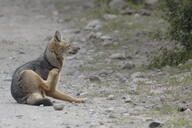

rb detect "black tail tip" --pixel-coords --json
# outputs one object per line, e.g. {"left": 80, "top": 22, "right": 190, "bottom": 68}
{"left": 34, "top": 98, "right": 53, "bottom": 106}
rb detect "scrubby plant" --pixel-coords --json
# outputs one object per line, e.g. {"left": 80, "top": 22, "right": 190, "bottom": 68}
{"left": 149, "top": 48, "right": 192, "bottom": 68}
{"left": 164, "top": 0, "right": 192, "bottom": 50}
{"left": 149, "top": 0, "right": 192, "bottom": 68}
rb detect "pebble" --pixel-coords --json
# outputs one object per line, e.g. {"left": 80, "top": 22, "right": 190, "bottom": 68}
{"left": 88, "top": 32, "right": 102, "bottom": 39}
{"left": 106, "top": 95, "right": 115, "bottom": 100}
{"left": 131, "top": 72, "right": 144, "bottom": 78}
{"left": 88, "top": 76, "right": 101, "bottom": 82}
{"left": 100, "top": 35, "right": 112, "bottom": 41}
{"left": 110, "top": 53, "right": 126, "bottom": 60}
{"left": 184, "top": 108, "right": 192, "bottom": 116}
{"left": 149, "top": 121, "right": 162, "bottom": 128}
{"left": 84, "top": 20, "right": 102, "bottom": 30}
{"left": 105, "top": 107, "right": 114, "bottom": 113}
{"left": 122, "top": 62, "right": 135, "bottom": 70}
{"left": 103, "top": 40, "right": 113, "bottom": 46}
{"left": 53, "top": 104, "right": 64, "bottom": 111}
{"left": 103, "top": 14, "right": 117, "bottom": 20}
{"left": 99, "top": 122, "right": 104, "bottom": 125}
{"left": 123, "top": 96, "right": 132, "bottom": 103}
{"left": 108, "top": 114, "right": 116, "bottom": 118}
{"left": 121, "top": 8, "right": 136, "bottom": 15}
{"left": 109, "top": 0, "right": 127, "bottom": 9}
{"left": 139, "top": 9, "right": 151, "bottom": 16}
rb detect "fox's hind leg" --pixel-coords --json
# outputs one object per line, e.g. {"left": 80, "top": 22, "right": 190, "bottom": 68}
{"left": 20, "top": 70, "right": 53, "bottom": 106}
{"left": 21, "top": 68, "right": 85, "bottom": 104}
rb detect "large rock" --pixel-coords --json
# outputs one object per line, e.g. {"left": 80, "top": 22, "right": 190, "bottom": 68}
{"left": 144, "top": 0, "right": 159, "bottom": 9}
{"left": 109, "top": 0, "right": 127, "bottom": 9}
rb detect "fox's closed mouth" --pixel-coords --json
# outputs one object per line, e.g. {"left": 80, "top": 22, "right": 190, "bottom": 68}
{"left": 69, "top": 51, "right": 77, "bottom": 54}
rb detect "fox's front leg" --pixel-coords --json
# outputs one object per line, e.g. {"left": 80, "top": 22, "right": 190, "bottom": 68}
{"left": 45, "top": 68, "right": 60, "bottom": 91}
{"left": 45, "top": 68, "right": 85, "bottom": 103}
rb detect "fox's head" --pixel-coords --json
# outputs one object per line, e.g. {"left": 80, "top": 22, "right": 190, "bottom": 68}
{"left": 45, "top": 31, "right": 80, "bottom": 68}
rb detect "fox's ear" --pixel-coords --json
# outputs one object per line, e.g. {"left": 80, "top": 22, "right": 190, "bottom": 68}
{"left": 54, "top": 31, "right": 61, "bottom": 42}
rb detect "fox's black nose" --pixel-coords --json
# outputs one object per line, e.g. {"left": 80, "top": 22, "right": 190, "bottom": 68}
{"left": 76, "top": 47, "right": 80, "bottom": 51}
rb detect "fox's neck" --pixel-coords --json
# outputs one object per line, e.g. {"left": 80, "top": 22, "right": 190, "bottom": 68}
{"left": 44, "top": 46, "right": 63, "bottom": 70}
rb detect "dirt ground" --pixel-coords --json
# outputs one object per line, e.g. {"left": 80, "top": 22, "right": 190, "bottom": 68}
{"left": 1, "top": 0, "right": 192, "bottom": 128}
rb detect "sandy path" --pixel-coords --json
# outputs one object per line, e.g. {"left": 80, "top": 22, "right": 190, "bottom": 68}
{"left": 0, "top": 0, "right": 151, "bottom": 128}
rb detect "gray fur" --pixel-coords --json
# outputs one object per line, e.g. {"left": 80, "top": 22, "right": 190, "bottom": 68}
{"left": 11, "top": 48, "right": 57, "bottom": 104}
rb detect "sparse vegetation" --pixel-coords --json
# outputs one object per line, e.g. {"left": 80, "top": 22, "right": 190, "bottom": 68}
{"left": 149, "top": 48, "right": 192, "bottom": 68}
{"left": 149, "top": 0, "right": 192, "bottom": 68}
{"left": 163, "top": 0, "right": 192, "bottom": 50}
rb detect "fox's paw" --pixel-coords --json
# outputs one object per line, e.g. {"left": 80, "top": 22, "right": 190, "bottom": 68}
{"left": 74, "top": 98, "right": 87, "bottom": 103}
{"left": 50, "top": 68, "right": 59, "bottom": 76}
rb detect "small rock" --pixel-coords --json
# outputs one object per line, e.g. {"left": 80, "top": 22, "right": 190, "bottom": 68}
{"left": 149, "top": 121, "right": 162, "bottom": 128}
{"left": 103, "top": 40, "right": 113, "bottom": 46}
{"left": 121, "top": 8, "right": 136, "bottom": 15}
{"left": 95, "top": 32, "right": 103, "bottom": 38}
{"left": 105, "top": 107, "right": 114, "bottom": 113}
{"left": 184, "top": 108, "right": 192, "bottom": 114}
{"left": 123, "top": 96, "right": 132, "bottom": 103}
{"left": 109, "top": 0, "right": 127, "bottom": 9}
{"left": 134, "top": 13, "right": 140, "bottom": 18}
{"left": 178, "top": 63, "right": 183, "bottom": 67}
{"left": 139, "top": 9, "right": 151, "bottom": 16}
{"left": 0, "top": 14, "right": 4, "bottom": 17}
{"left": 18, "top": 51, "right": 25, "bottom": 54}
{"left": 99, "top": 71, "right": 109, "bottom": 77}
{"left": 84, "top": 20, "right": 102, "bottom": 30}
{"left": 108, "top": 114, "right": 116, "bottom": 118}
{"left": 16, "top": 115, "right": 23, "bottom": 119}
{"left": 116, "top": 73, "right": 127, "bottom": 83}
{"left": 88, "top": 76, "right": 101, "bottom": 82}
{"left": 89, "top": 109, "right": 95, "bottom": 113}
{"left": 122, "top": 62, "right": 135, "bottom": 70}
{"left": 131, "top": 72, "right": 144, "bottom": 78}
{"left": 106, "top": 95, "right": 115, "bottom": 100}
{"left": 99, "top": 122, "right": 104, "bottom": 125}
{"left": 178, "top": 103, "right": 192, "bottom": 112}
{"left": 100, "top": 35, "right": 112, "bottom": 41}
{"left": 52, "top": 10, "right": 58, "bottom": 16}
{"left": 82, "top": 2, "right": 95, "bottom": 9}
{"left": 53, "top": 104, "right": 64, "bottom": 111}
{"left": 76, "top": 92, "right": 88, "bottom": 96}
{"left": 88, "top": 32, "right": 103, "bottom": 39}
{"left": 103, "top": 14, "right": 117, "bottom": 20}
{"left": 110, "top": 53, "right": 126, "bottom": 60}
{"left": 57, "top": 19, "right": 64, "bottom": 23}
